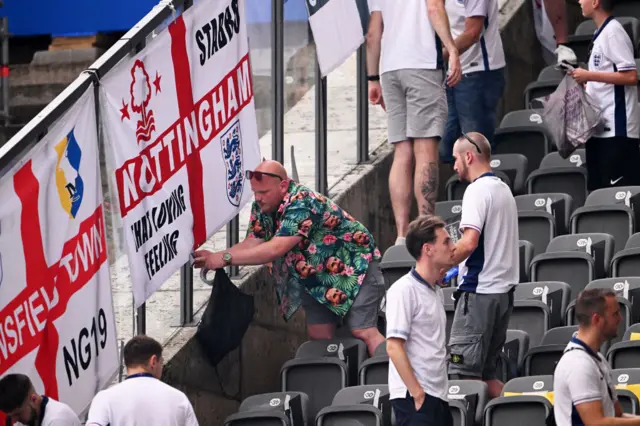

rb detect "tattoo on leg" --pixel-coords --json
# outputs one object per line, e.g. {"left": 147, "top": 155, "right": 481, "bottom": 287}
{"left": 420, "top": 161, "right": 438, "bottom": 215}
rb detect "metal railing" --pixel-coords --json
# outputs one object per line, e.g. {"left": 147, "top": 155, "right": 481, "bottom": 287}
{"left": 0, "top": 0, "right": 371, "bottom": 336}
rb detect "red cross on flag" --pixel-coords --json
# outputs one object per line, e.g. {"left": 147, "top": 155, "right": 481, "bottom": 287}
{"left": 0, "top": 88, "right": 119, "bottom": 421}
{"left": 99, "top": 0, "right": 261, "bottom": 307}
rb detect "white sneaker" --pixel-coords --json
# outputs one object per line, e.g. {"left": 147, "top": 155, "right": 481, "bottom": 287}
{"left": 556, "top": 44, "right": 578, "bottom": 66}
{"left": 395, "top": 237, "right": 406, "bottom": 246}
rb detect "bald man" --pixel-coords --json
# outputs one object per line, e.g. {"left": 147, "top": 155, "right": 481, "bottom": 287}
{"left": 194, "top": 160, "right": 386, "bottom": 355}
{"left": 445, "top": 133, "right": 519, "bottom": 398}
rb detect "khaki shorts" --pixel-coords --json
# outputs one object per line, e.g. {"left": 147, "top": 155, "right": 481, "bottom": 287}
{"left": 301, "top": 261, "right": 385, "bottom": 330}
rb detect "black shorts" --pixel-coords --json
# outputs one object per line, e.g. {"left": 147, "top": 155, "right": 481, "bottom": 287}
{"left": 391, "top": 392, "right": 453, "bottom": 426}
{"left": 585, "top": 136, "right": 640, "bottom": 191}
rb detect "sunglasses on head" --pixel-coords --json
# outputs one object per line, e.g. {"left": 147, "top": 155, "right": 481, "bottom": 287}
{"left": 462, "top": 133, "right": 482, "bottom": 154}
{"left": 245, "top": 170, "right": 284, "bottom": 181}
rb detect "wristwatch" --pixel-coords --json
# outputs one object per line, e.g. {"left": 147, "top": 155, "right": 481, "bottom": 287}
{"left": 367, "top": 75, "right": 380, "bottom": 82}
{"left": 222, "top": 252, "right": 232, "bottom": 266}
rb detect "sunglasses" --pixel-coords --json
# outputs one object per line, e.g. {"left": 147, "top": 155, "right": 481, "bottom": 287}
{"left": 462, "top": 133, "right": 482, "bottom": 154}
{"left": 245, "top": 170, "right": 284, "bottom": 181}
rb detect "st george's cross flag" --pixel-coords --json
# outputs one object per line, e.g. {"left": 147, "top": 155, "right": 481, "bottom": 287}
{"left": 307, "top": 0, "right": 370, "bottom": 76}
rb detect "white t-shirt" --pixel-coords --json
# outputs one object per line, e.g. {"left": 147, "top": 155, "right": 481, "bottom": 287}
{"left": 386, "top": 269, "right": 448, "bottom": 401}
{"left": 445, "top": 0, "right": 505, "bottom": 74}
{"left": 587, "top": 17, "right": 640, "bottom": 139}
{"left": 554, "top": 338, "right": 618, "bottom": 425}
{"left": 370, "top": 0, "right": 443, "bottom": 74}
{"left": 86, "top": 375, "right": 199, "bottom": 426}
{"left": 458, "top": 172, "right": 519, "bottom": 294}
{"left": 14, "top": 397, "right": 81, "bottom": 426}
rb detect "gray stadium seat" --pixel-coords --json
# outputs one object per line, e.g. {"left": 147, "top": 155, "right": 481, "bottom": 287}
{"left": 581, "top": 277, "right": 640, "bottom": 324}
{"left": 442, "top": 287, "right": 457, "bottom": 341}
{"left": 519, "top": 240, "right": 534, "bottom": 283}
{"left": 448, "top": 399, "right": 470, "bottom": 426}
{"left": 374, "top": 341, "right": 387, "bottom": 357}
{"left": 315, "top": 385, "right": 392, "bottom": 426}
{"left": 509, "top": 298, "right": 550, "bottom": 348}
{"left": 614, "top": 0, "right": 640, "bottom": 20}
{"left": 611, "top": 234, "right": 640, "bottom": 277}
{"left": 613, "top": 368, "right": 640, "bottom": 412}
{"left": 524, "top": 79, "right": 561, "bottom": 109}
{"left": 515, "top": 193, "right": 573, "bottom": 236}
{"left": 281, "top": 358, "right": 348, "bottom": 420}
{"left": 517, "top": 211, "right": 556, "bottom": 258}
{"left": 447, "top": 380, "right": 489, "bottom": 426}
{"left": 570, "top": 187, "right": 640, "bottom": 254}
{"left": 379, "top": 245, "right": 414, "bottom": 290}
{"left": 445, "top": 170, "right": 512, "bottom": 201}
{"left": 496, "top": 330, "right": 530, "bottom": 383}
{"left": 295, "top": 339, "right": 367, "bottom": 387}
{"left": 494, "top": 110, "right": 553, "bottom": 174}
{"left": 484, "top": 376, "right": 554, "bottom": 426}
{"left": 526, "top": 166, "right": 589, "bottom": 209}
{"left": 436, "top": 200, "right": 463, "bottom": 250}
{"left": 514, "top": 281, "right": 571, "bottom": 328}
{"left": 568, "top": 17, "right": 640, "bottom": 63}
{"left": 358, "top": 355, "right": 388, "bottom": 386}
{"left": 522, "top": 327, "right": 577, "bottom": 377}
{"left": 539, "top": 149, "right": 586, "bottom": 170}
{"left": 224, "top": 392, "right": 311, "bottom": 426}
{"left": 530, "top": 233, "right": 615, "bottom": 297}
{"left": 618, "top": 389, "right": 639, "bottom": 415}
{"left": 489, "top": 153, "right": 528, "bottom": 195}
{"left": 607, "top": 324, "right": 640, "bottom": 369}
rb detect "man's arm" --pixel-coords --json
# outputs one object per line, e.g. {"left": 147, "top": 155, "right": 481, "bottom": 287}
{"left": 229, "top": 236, "right": 302, "bottom": 265}
{"left": 570, "top": 69, "right": 637, "bottom": 86}
{"left": 450, "top": 16, "right": 485, "bottom": 56}
{"left": 575, "top": 400, "right": 640, "bottom": 425}
{"left": 450, "top": 228, "right": 481, "bottom": 266}
{"left": 366, "top": 11, "right": 383, "bottom": 76}
{"left": 426, "top": 0, "right": 457, "bottom": 54}
{"left": 542, "top": 0, "right": 568, "bottom": 44}
{"left": 387, "top": 338, "right": 425, "bottom": 401}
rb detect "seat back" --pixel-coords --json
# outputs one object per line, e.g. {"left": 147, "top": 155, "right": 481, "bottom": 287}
{"left": 494, "top": 129, "right": 549, "bottom": 174}
{"left": 618, "top": 389, "right": 639, "bottom": 415}
{"left": 587, "top": 278, "right": 640, "bottom": 323}
{"left": 447, "top": 380, "right": 489, "bottom": 426}
{"left": 331, "top": 384, "right": 391, "bottom": 409}
{"left": 514, "top": 281, "right": 571, "bottom": 328}
{"left": 615, "top": 250, "right": 640, "bottom": 278}
{"left": 609, "top": 342, "right": 640, "bottom": 370}
{"left": 441, "top": 287, "right": 457, "bottom": 341}
{"left": 295, "top": 339, "right": 366, "bottom": 387}
{"left": 613, "top": 368, "right": 640, "bottom": 408}
{"left": 509, "top": 300, "right": 550, "bottom": 347}
{"left": 540, "top": 149, "right": 586, "bottom": 169}
{"left": 503, "top": 375, "right": 554, "bottom": 394}
{"left": 584, "top": 186, "right": 640, "bottom": 209}
{"left": 358, "top": 356, "right": 389, "bottom": 386}
{"left": 231, "top": 392, "right": 310, "bottom": 426}
{"left": 490, "top": 153, "right": 528, "bottom": 195}
{"left": 446, "top": 170, "right": 511, "bottom": 201}
{"left": 503, "top": 329, "right": 531, "bottom": 375}
{"left": 541, "top": 326, "right": 578, "bottom": 345}
{"left": 623, "top": 324, "right": 640, "bottom": 342}
{"left": 436, "top": 200, "right": 463, "bottom": 243}
{"left": 517, "top": 212, "right": 556, "bottom": 257}
{"left": 527, "top": 167, "right": 589, "bottom": 209}
{"left": 519, "top": 240, "right": 534, "bottom": 282}
{"left": 515, "top": 193, "right": 573, "bottom": 234}
{"left": 545, "top": 233, "right": 615, "bottom": 278}
{"left": 615, "top": 0, "right": 640, "bottom": 20}
{"left": 626, "top": 233, "right": 640, "bottom": 249}
{"left": 484, "top": 396, "right": 553, "bottom": 426}
{"left": 379, "top": 245, "right": 415, "bottom": 290}
{"left": 524, "top": 80, "right": 562, "bottom": 109}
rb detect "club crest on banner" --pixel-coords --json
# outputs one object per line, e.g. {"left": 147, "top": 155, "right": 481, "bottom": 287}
{"left": 54, "top": 128, "right": 85, "bottom": 219}
{"left": 220, "top": 119, "right": 245, "bottom": 207}
{"left": 119, "top": 59, "right": 162, "bottom": 145}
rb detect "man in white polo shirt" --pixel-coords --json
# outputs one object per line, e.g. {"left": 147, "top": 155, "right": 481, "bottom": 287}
{"left": 367, "top": 0, "right": 461, "bottom": 244}
{"left": 445, "top": 132, "right": 519, "bottom": 399}
{"left": 554, "top": 288, "right": 640, "bottom": 424}
{"left": 441, "top": 0, "right": 506, "bottom": 162}
{"left": 0, "top": 374, "right": 80, "bottom": 426}
{"left": 87, "top": 335, "right": 199, "bottom": 426}
{"left": 386, "top": 215, "right": 454, "bottom": 426}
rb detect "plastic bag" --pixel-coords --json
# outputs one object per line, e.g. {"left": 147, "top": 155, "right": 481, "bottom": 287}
{"left": 535, "top": 74, "right": 602, "bottom": 158}
{"left": 195, "top": 269, "right": 254, "bottom": 367}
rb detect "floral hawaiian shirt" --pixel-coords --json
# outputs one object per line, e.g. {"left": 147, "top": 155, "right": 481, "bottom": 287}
{"left": 246, "top": 181, "right": 382, "bottom": 321}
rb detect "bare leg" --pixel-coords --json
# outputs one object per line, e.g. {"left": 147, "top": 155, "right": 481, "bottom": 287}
{"left": 414, "top": 138, "right": 439, "bottom": 215}
{"left": 352, "top": 327, "right": 386, "bottom": 357}
{"left": 389, "top": 141, "right": 414, "bottom": 240}
{"left": 455, "top": 375, "right": 504, "bottom": 399}
{"left": 542, "top": 0, "right": 569, "bottom": 44}
{"left": 307, "top": 323, "right": 336, "bottom": 340}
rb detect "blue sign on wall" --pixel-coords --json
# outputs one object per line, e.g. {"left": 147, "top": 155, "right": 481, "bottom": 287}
{"left": 4, "top": 0, "right": 309, "bottom": 37}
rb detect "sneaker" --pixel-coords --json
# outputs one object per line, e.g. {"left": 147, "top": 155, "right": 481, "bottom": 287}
{"left": 395, "top": 237, "right": 406, "bottom": 246}
{"left": 556, "top": 44, "right": 578, "bottom": 66}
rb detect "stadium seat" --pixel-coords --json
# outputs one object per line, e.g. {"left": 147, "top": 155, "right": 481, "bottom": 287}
{"left": 570, "top": 186, "right": 640, "bottom": 253}
{"left": 498, "top": 330, "right": 531, "bottom": 382}
{"left": 613, "top": 368, "right": 640, "bottom": 413}
{"left": 442, "top": 287, "right": 457, "bottom": 340}
{"left": 447, "top": 380, "right": 489, "bottom": 426}
{"left": 315, "top": 385, "right": 392, "bottom": 426}
{"left": 581, "top": 277, "right": 640, "bottom": 324}
{"left": 374, "top": 341, "right": 387, "bottom": 357}
{"left": 567, "top": 17, "right": 640, "bottom": 63}
{"left": 224, "top": 392, "right": 311, "bottom": 426}
{"left": 517, "top": 211, "right": 556, "bottom": 258}
{"left": 530, "top": 233, "right": 615, "bottom": 297}
{"left": 295, "top": 339, "right": 367, "bottom": 387}
{"left": 618, "top": 389, "right": 640, "bottom": 415}
{"left": 522, "top": 326, "right": 577, "bottom": 377}
{"left": 519, "top": 240, "right": 534, "bottom": 283}
{"left": 611, "top": 234, "right": 640, "bottom": 277}
{"left": 484, "top": 376, "right": 554, "bottom": 426}
{"left": 509, "top": 296, "right": 551, "bottom": 348}
{"left": 607, "top": 324, "right": 640, "bottom": 369}
{"left": 514, "top": 281, "right": 571, "bottom": 328}
{"left": 515, "top": 193, "right": 573, "bottom": 236}
{"left": 379, "top": 245, "right": 414, "bottom": 290}
{"left": 358, "top": 355, "right": 388, "bottom": 386}
{"left": 489, "top": 153, "right": 528, "bottom": 195}
{"left": 445, "top": 169, "right": 512, "bottom": 201}
{"left": 523, "top": 79, "right": 562, "bottom": 109}
{"left": 539, "top": 149, "right": 586, "bottom": 170}
{"left": 494, "top": 110, "right": 553, "bottom": 174}
{"left": 614, "top": 0, "right": 640, "bottom": 20}
{"left": 436, "top": 200, "right": 463, "bottom": 246}
{"left": 526, "top": 166, "right": 589, "bottom": 209}
{"left": 448, "top": 399, "right": 470, "bottom": 426}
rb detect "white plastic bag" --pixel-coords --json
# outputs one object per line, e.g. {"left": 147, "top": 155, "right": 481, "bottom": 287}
{"left": 535, "top": 74, "right": 602, "bottom": 158}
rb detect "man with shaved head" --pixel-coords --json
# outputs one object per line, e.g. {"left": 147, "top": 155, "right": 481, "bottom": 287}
{"left": 194, "top": 160, "right": 385, "bottom": 355}
{"left": 445, "top": 132, "right": 519, "bottom": 398}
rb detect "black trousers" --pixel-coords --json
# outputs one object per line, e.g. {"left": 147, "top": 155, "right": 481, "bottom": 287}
{"left": 391, "top": 392, "right": 454, "bottom": 426}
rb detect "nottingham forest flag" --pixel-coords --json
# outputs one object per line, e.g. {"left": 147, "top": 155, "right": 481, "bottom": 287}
{"left": 306, "top": 0, "right": 370, "bottom": 76}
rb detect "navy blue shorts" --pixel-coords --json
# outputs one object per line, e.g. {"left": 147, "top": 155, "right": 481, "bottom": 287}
{"left": 391, "top": 392, "right": 454, "bottom": 426}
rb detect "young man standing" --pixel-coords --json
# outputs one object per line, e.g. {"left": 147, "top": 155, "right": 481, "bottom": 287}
{"left": 366, "top": 0, "right": 462, "bottom": 244}
{"left": 569, "top": 0, "right": 640, "bottom": 191}
{"left": 0, "top": 374, "right": 80, "bottom": 426}
{"left": 446, "top": 132, "right": 519, "bottom": 399}
{"left": 386, "top": 215, "right": 455, "bottom": 426}
{"left": 86, "top": 335, "right": 199, "bottom": 426}
{"left": 554, "top": 289, "right": 640, "bottom": 424}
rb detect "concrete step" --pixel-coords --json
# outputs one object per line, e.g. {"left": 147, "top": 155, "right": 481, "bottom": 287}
{"left": 10, "top": 62, "right": 91, "bottom": 86}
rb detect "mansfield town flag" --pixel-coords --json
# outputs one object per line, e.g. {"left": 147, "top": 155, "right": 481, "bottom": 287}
{"left": 307, "top": 0, "right": 370, "bottom": 76}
